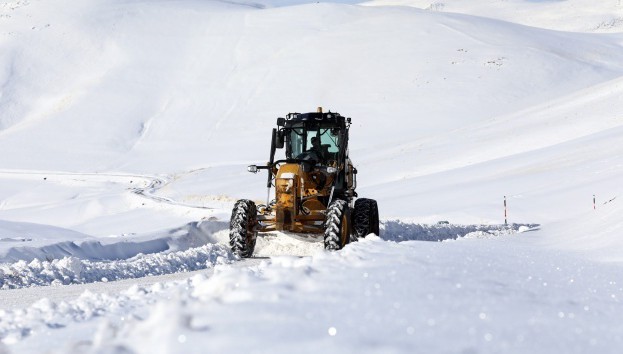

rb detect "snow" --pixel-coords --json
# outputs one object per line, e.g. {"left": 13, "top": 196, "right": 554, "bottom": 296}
{"left": 0, "top": 240, "right": 232, "bottom": 289}
{"left": 5, "top": 236, "right": 623, "bottom": 353}
{"left": 362, "top": 0, "right": 623, "bottom": 33}
{"left": 1, "top": 0, "right": 623, "bottom": 352}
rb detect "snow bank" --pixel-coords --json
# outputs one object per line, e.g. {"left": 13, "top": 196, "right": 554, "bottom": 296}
{"left": 0, "top": 220, "right": 91, "bottom": 257}
{"left": 381, "top": 220, "right": 538, "bottom": 242}
{"left": 0, "top": 220, "right": 234, "bottom": 289}
{"left": 0, "top": 242, "right": 233, "bottom": 290}
{"left": 0, "top": 220, "right": 228, "bottom": 263}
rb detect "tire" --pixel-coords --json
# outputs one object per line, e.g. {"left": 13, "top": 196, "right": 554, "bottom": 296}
{"left": 324, "top": 200, "right": 351, "bottom": 251}
{"left": 229, "top": 199, "right": 258, "bottom": 258}
{"left": 353, "top": 198, "right": 379, "bottom": 238}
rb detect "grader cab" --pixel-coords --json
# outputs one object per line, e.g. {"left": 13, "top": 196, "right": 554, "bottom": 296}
{"left": 229, "top": 108, "right": 379, "bottom": 257}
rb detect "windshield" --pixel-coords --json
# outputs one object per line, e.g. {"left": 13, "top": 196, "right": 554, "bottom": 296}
{"left": 289, "top": 126, "right": 340, "bottom": 162}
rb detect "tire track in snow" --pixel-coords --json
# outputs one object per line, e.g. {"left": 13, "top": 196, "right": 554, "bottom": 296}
{"left": 129, "top": 175, "right": 213, "bottom": 210}
{"left": 0, "top": 169, "right": 212, "bottom": 210}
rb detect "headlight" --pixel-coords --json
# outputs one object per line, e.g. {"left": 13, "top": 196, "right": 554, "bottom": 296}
{"left": 248, "top": 165, "right": 258, "bottom": 173}
{"left": 327, "top": 167, "right": 337, "bottom": 174}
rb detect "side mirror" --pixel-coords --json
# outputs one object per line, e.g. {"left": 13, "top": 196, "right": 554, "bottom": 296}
{"left": 276, "top": 130, "right": 285, "bottom": 149}
{"left": 277, "top": 117, "right": 286, "bottom": 126}
{"left": 248, "top": 165, "right": 259, "bottom": 173}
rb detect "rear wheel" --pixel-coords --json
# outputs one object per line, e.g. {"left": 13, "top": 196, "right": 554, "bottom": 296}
{"left": 324, "top": 200, "right": 351, "bottom": 251}
{"left": 229, "top": 199, "right": 258, "bottom": 258}
{"left": 353, "top": 198, "right": 379, "bottom": 238}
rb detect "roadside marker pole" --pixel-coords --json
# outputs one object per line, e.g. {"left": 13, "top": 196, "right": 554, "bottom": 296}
{"left": 504, "top": 196, "right": 507, "bottom": 226}
{"left": 593, "top": 194, "right": 596, "bottom": 210}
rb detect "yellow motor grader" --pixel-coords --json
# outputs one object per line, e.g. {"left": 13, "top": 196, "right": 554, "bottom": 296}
{"left": 229, "top": 108, "right": 379, "bottom": 257}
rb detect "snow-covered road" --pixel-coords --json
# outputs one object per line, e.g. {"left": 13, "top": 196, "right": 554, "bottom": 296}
{"left": 3, "top": 232, "right": 623, "bottom": 353}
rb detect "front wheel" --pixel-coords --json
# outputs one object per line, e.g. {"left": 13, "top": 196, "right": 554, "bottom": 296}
{"left": 324, "top": 200, "right": 351, "bottom": 251}
{"left": 229, "top": 199, "right": 258, "bottom": 258}
{"left": 353, "top": 198, "right": 380, "bottom": 238}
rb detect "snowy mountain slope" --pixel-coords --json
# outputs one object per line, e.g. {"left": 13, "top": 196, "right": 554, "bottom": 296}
{"left": 362, "top": 75, "right": 623, "bottom": 223}
{"left": 1, "top": 0, "right": 623, "bottom": 173}
{"left": 2, "top": 0, "right": 623, "bottom": 237}
{"left": 363, "top": 0, "right": 623, "bottom": 33}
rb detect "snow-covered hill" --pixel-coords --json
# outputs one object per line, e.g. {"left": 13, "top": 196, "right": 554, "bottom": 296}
{"left": 1, "top": 0, "right": 623, "bottom": 353}
{"left": 364, "top": 0, "right": 623, "bottom": 33}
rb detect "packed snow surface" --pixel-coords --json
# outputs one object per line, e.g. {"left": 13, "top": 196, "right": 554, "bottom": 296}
{"left": 1, "top": 0, "right": 623, "bottom": 353}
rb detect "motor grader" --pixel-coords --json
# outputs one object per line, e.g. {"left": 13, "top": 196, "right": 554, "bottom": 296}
{"left": 229, "top": 108, "right": 379, "bottom": 257}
